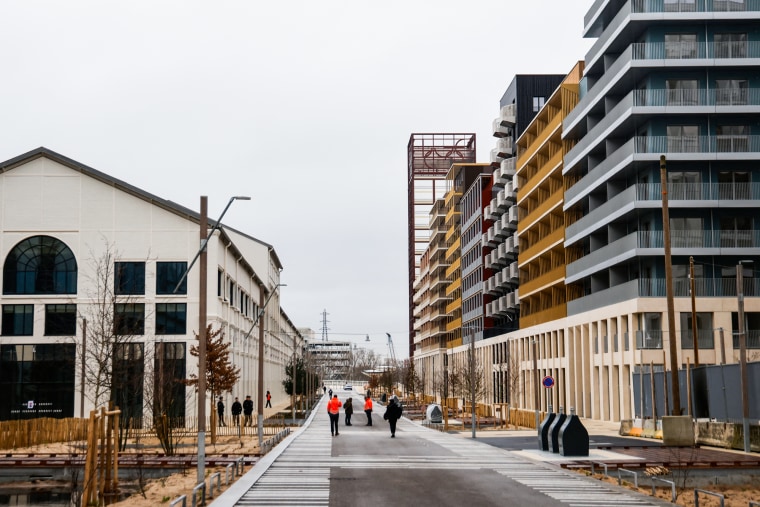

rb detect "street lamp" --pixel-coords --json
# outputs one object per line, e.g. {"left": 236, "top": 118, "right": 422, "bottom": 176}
{"left": 175, "top": 195, "right": 250, "bottom": 484}
{"left": 243, "top": 283, "right": 286, "bottom": 446}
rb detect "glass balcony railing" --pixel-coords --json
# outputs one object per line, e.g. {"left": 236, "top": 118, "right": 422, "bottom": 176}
{"left": 631, "top": 41, "right": 760, "bottom": 60}
{"left": 633, "top": 87, "right": 760, "bottom": 106}
{"left": 635, "top": 182, "right": 760, "bottom": 201}
{"left": 638, "top": 277, "right": 760, "bottom": 297}
{"left": 635, "top": 135, "right": 760, "bottom": 154}
{"left": 680, "top": 329, "right": 716, "bottom": 349}
{"left": 632, "top": 0, "right": 760, "bottom": 13}
{"left": 732, "top": 330, "right": 760, "bottom": 348}
{"left": 636, "top": 229, "right": 760, "bottom": 249}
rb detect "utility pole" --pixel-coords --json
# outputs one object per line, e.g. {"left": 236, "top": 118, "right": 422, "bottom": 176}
{"left": 197, "top": 196, "right": 208, "bottom": 484}
{"left": 470, "top": 326, "right": 476, "bottom": 439}
{"left": 660, "top": 155, "right": 681, "bottom": 416}
{"left": 737, "top": 261, "right": 751, "bottom": 453}
{"left": 690, "top": 256, "right": 700, "bottom": 367}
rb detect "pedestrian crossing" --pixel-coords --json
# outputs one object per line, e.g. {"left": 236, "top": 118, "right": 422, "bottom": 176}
{"left": 231, "top": 400, "right": 662, "bottom": 507}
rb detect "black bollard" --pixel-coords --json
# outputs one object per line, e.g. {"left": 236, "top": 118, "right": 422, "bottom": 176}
{"left": 548, "top": 406, "right": 567, "bottom": 453}
{"left": 558, "top": 407, "right": 589, "bottom": 457}
{"left": 538, "top": 407, "right": 555, "bottom": 451}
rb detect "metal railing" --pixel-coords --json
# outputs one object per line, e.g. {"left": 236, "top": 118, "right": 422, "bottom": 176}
{"left": 694, "top": 488, "right": 725, "bottom": 506}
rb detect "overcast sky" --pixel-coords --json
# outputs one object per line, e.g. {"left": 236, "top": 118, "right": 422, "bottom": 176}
{"left": 1, "top": 1, "right": 593, "bottom": 360}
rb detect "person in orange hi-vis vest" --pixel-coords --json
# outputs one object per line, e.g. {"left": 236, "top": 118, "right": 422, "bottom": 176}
{"left": 328, "top": 394, "right": 342, "bottom": 436}
{"left": 364, "top": 394, "right": 373, "bottom": 426}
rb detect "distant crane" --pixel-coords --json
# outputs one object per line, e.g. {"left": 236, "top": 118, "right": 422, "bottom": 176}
{"left": 386, "top": 333, "right": 396, "bottom": 363}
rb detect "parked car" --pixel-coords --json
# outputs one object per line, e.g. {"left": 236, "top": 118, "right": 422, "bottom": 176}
{"left": 343, "top": 384, "right": 352, "bottom": 391}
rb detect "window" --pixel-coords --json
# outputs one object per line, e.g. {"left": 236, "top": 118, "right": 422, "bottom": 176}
{"left": 716, "top": 125, "right": 749, "bottom": 152}
{"left": 156, "top": 303, "right": 186, "bottom": 335}
{"left": 667, "top": 125, "right": 699, "bottom": 152}
{"left": 720, "top": 216, "right": 752, "bottom": 247}
{"left": 229, "top": 279, "right": 235, "bottom": 307}
{"left": 673, "top": 263, "right": 704, "bottom": 296}
{"left": 154, "top": 342, "right": 186, "bottom": 426}
{"left": 680, "top": 312, "right": 714, "bottom": 349}
{"left": 156, "top": 262, "right": 187, "bottom": 295}
{"left": 217, "top": 270, "right": 223, "bottom": 298}
{"left": 664, "top": 0, "right": 696, "bottom": 11}
{"left": 2, "top": 305, "right": 34, "bottom": 336}
{"left": 532, "top": 96, "right": 545, "bottom": 112}
{"left": 714, "top": 32, "right": 747, "bottom": 58}
{"left": 667, "top": 171, "right": 701, "bottom": 199}
{"left": 732, "top": 312, "right": 760, "bottom": 348}
{"left": 2, "top": 236, "right": 77, "bottom": 295}
{"left": 666, "top": 79, "right": 698, "bottom": 105}
{"left": 718, "top": 171, "right": 750, "bottom": 199}
{"left": 112, "top": 343, "right": 144, "bottom": 427}
{"left": 715, "top": 79, "right": 748, "bottom": 105}
{"left": 665, "top": 33, "right": 697, "bottom": 59}
{"left": 114, "top": 303, "right": 145, "bottom": 335}
{"left": 115, "top": 262, "right": 145, "bottom": 295}
{"left": 45, "top": 304, "right": 77, "bottom": 336}
{"left": 671, "top": 217, "right": 703, "bottom": 247}
{"left": 714, "top": 0, "right": 747, "bottom": 11}
{"left": 0, "top": 344, "right": 76, "bottom": 420}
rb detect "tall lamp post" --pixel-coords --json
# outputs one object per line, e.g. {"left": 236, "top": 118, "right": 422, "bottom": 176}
{"left": 243, "top": 283, "right": 286, "bottom": 446}
{"left": 175, "top": 195, "right": 250, "bottom": 484}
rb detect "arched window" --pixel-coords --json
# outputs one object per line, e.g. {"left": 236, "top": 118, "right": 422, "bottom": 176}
{"left": 3, "top": 236, "right": 77, "bottom": 295}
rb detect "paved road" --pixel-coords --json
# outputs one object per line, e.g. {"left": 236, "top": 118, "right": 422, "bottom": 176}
{"left": 213, "top": 393, "right": 671, "bottom": 506}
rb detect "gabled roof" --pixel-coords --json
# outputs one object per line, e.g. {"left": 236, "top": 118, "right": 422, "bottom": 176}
{"left": 0, "top": 147, "right": 283, "bottom": 271}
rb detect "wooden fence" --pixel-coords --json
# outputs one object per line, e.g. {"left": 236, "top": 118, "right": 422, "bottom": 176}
{"left": 0, "top": 413, "right": 289, "bottom": 450}
{"left": 0, "top": 417, "right": 89, "bottom": 449}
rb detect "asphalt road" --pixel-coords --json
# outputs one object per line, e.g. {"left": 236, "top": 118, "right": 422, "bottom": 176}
{"left": 215, "top": 393, "right": 671, "bottom": 506}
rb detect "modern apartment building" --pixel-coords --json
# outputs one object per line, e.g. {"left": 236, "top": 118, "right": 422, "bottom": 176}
{"left": 0, "top": 148, "right": 302, "bottom": 421}
{"left": 483, "top": 75, "right": 566, "bottom": 338}
{"left": 407, "top": 134, "right": 476, "bottom": 358}
{"left": 500, "top": 0, "right": 760, "bottom": 422}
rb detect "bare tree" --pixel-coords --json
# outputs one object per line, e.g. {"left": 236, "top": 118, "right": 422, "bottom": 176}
{"left": 76, "top": 243, "right": 152, "bottom": 450}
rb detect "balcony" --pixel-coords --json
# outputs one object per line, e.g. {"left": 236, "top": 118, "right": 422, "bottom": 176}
{"left": 492, "top": 118, "right": 511, "bottom": 138}
{"left": 680, "top": 329, "right": 716, "bottom": 350}
{"left": 496, "top": 137, "right": 514, "bottom": 158}
{"left": 732, "top": 330, "right": 760, "bottom": 349}
{"left": 490, "top": 148, "right": 504, "bottom": 165}
{"left": 501, "top": 211, "right": 516, "bottom": 232}
{"left": 636, "top": 134, "right": 760, "bottom": 155}
{"left": 500, "top": 103, "right": 516, "bottom": 126}
{"left": 636, "top": 330, "right": 663, "bottom": 350}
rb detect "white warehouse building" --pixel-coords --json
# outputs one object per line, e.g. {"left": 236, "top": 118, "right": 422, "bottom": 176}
{"left": 0, "top": 147, "right": 302, "bottom": 424}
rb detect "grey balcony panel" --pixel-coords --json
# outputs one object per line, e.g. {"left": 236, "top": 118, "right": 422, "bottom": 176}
{"left": 566, "top": 232, "right": 638, "bottom": 283}
{"left": 565, "top": 91, "right": 635, "bottom": 171}
{"left": 568, "top": 279, "right": 640, "bottom": 316}
{"left": 566, "top": 185, "right": 638, "bottom": 244}
{"left": 583, "top": 0, "right": 610, "bottom": 37}
{"left": 584, "top": 0, "right": 633, "bottom": 73}
{"left": 565, "top": 45, "right": 634, "bottom": 135}
{"left": 564, "top": 138, "right": 635, "bottom": 209}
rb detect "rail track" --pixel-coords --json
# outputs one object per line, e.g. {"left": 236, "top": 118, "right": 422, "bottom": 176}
{"left": 0, "top": 452, "right": 259, "bottom": 468}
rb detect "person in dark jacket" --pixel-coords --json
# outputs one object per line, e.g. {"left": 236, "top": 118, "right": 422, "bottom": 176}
{"left": 231, "top": 397, "right": 242, "bottom": 426}
{"left": 242, "top": 395, "right": 254, "bottom": 427}
{"left": 344, "top": 397, "right": 353, "bottom": 426}
{"left": 383, "top": 395, "right": 403, "bottom": 437}
{"left": 217, "top": 397, "right": 226, "bottom": 427}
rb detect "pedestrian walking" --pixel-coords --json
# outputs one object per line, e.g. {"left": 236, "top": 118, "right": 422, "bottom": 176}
{"left": 323, "top": 385, "right": 327, "bottom": 394}
{"left": 231, "top": 397, "right": 242, "bottom": 426}
{"left": 328, "top": 388, "right": 333, "bottom": 398}
{"left": 327, "top": 394, "right": 342, "bottom": 436}
{"left": 243, "top": 395, "right": 254, "bottom": 427}
{"left": 364, "top": 394, "right": 373, "bottom": 426}
{"left": 266, "top": 390, "right": 272, "bottom": 408}
{"left": 344, "top": 397, "right": 353, "bottom": 426}
{"left": 217, "top": 397, "right": 226, "bottom": 427}
{"left": 383, "top": 395, "right": 403, "bottom": 437}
